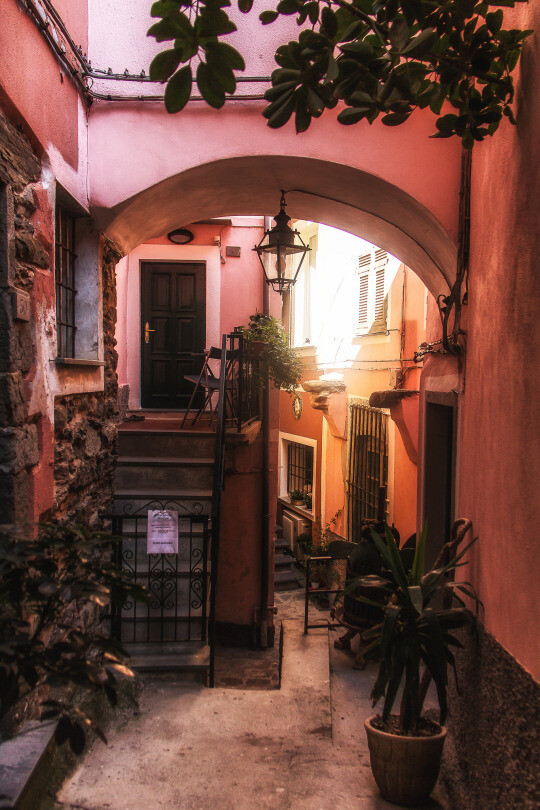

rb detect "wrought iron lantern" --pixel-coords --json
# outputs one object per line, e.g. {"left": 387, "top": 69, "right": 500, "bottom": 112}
{"left": 253, "top": 191, "right": 310, "bottom": 294}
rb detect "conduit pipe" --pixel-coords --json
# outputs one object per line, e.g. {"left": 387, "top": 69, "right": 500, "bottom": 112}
{"left": 22, "top": 0, "right": 269, "bottom": 104}
{"left": 259, "top": 217, "right": 272, "bottom": 649}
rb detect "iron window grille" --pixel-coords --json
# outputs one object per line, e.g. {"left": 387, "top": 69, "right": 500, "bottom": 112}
{"left": 287, "top": 440, "right": 314, "bottom": 494}
{"left": 346, "top": 402, "right": 388, "bottom": 540}
{"left": 55, "top": 205, "right": 77, "bottom": 358}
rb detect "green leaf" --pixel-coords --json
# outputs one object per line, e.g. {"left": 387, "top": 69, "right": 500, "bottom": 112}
{"left": 149, "top": 49, "right": 182, "bottom": 82}
{"left": 411, "top": 522, "right": 427, "bottom": 585}
{"left": 205, "top": 41, "right": 246, "bottom": 71}
{"left": 486, "top": 9, "right": 503, "bottom": 33}
{"left": 337, "top": 106, "right": 370, "bottom": 125}
{"left": 401, "top": 28, "right": 436, "bottom": 58}
{"left": 164, "top": 65, "right": 192, "bottom": 113}
{"left": 266, "top": 94, "right": 295, "bottom": 128}
{"left": 381, "top": 111, "right": 411, "bottom": 125}
{"left": 295, "top": 104, "right": 311, "bottom": 133}
{"left": 381, "top": 643, "right": 406, "bottom": 720}
{"left": 389, "top": 18, "right": 410, "bottom": 52}
{"left": 379, "top": 604, "right": 401, "bottom": 660}
{"left": 408, "top": 585, "right": 423, "bottom": 613}
{"left": 151, "top": 1, "right": 182, "bottom": 18}
{"left": 306, "top": 87, "right": 325, "bottom": 116}
{"left": 259, "top": 10, "right": 279, "bottom": 24}
{"left": 197, "top": 61, "right": 226, "bottom": 108}
{"left": 321, "top": 7, "right": 338, "bottom": 39}
{"left": 238, "top": 0, "right": 253, "bottom": 11}
{"left": 147, "top": 19, "right": 182, "bottom": 42}
{"left": 264, "top": 80, "right": 298, "bottom": 101}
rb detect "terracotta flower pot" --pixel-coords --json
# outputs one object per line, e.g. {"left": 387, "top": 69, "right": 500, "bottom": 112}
{"left": 290, "top": 498, "right": 304, "bottom": 506}
{"left": 364, "top": 716, "right": 447, "bottom": 807}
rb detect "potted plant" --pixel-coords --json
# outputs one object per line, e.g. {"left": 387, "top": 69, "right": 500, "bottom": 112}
{"left": 289, "top": 489, "right": 305, "bottom": 506}
{"left": 241, "top": 313, "right": 304, "bottom": 394}
{"left": 303, "top": 492, "right": 312, "bottom": 510}
{"left": 309, "top": 561, "right": 327, "bottom": 589}
{"left": 352, "top": 521, "right": 479, "bottom": 807}
{"left": 296, "top": 531, "right": 313, "bottom": 563}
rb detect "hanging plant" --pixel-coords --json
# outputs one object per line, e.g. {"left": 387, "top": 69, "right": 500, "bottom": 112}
{"left": 241, "top": 313, "right": 304, "bottom": 394}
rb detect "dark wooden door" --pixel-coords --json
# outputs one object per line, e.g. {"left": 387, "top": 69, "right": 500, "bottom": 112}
{"left": 141, "top": 262, "right": 206, "bottom": 409}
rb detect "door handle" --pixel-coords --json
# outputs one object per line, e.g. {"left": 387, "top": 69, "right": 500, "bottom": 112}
{"left": 144, "top": 322, "right": 155, "bottom": 344}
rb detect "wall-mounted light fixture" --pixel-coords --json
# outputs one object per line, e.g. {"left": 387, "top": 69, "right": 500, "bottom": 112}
{"left": 253, "top": 191, "right": 310, "bottom": 295}
{"left": 167, "top": 227, "right": 194, "bottom": 245}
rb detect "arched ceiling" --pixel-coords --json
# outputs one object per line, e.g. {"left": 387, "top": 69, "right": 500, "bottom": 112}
{"left": 95, "top": 155, "right": 457, "bottom": 299}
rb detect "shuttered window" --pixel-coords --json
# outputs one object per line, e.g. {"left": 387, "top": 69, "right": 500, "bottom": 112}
{"left": 356, "top": 249, "right": 388, "bottom": 335}
{"left": 346, "top": 401, "right": 388, "bottom": 540}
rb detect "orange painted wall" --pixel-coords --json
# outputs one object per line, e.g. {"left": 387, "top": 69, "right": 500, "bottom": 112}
{"left": 454, "top": 2, "right": 540, "bottom": 680}
{"left": 279, "top": 390, "right": 323, "bottom": 517}
{"left": 0, "top": 0, "right": 84, "bottom": 168}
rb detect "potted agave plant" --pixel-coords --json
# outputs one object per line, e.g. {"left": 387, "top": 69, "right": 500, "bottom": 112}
{"left": 354, "top": 520, "right": 479, "bottom": 807}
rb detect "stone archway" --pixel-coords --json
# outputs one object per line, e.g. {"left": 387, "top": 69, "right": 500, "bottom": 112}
{"left": 97, "top": 155, "right": 457, "bottom": 300}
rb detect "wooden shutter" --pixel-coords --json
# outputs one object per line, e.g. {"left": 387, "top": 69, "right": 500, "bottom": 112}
{"left": 371, "top": 249, "right": 388, "bottom": 333}
{"left": 357, "top": 253, "right": 371, "bottom": 333}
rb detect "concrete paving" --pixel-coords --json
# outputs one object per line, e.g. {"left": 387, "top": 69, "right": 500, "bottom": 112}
{"left": 54, "top": 593, "right": 448, "bottom": 810}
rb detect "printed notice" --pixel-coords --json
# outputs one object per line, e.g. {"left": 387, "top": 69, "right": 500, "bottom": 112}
{"left": 147, "top": 509, "right": 179, "bottom": 554}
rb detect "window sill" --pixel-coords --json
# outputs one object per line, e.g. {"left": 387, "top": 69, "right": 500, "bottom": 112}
{"left": 54, "top": 358, "right": 106, "bottom": 367}
{"left": 278, "top": 496, "right": 314, "bottom": 520}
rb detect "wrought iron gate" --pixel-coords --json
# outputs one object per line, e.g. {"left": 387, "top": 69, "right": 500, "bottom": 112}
{"left": 110, "top": 500, "right": 211, "bottom": 645}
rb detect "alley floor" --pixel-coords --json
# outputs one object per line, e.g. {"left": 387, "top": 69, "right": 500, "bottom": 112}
{"left": 53, "top": 591, "right": 448, "bottom": 810}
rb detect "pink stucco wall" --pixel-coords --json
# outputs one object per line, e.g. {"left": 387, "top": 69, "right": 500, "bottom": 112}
{"left": 453, "top": 2, "right": 540, "bottom": 680}
{"left": 0, "top": 0, "right": 86, "bottom": 175}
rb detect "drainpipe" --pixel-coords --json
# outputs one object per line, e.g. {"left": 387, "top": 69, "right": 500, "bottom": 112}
{"left": 259, "top": 217, "right": 272, "bottom": 648}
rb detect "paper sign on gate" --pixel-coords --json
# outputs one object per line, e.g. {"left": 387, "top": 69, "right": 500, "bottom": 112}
{"left": 147, "top": 509, "right": 179, "bottom": 554}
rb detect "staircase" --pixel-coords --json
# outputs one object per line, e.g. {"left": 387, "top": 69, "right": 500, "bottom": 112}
{"left": 112, "top": 420, "right": 217, "bottom": 681}
{"left": 115, "top": 425, "right": 215, "bottom": 513}
{"left": 274, "top": 526, "right": 302, "bottom": 590}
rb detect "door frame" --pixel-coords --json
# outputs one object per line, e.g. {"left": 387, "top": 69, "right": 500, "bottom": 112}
{"left": 140, "top": 260, "right": 207, "bottom": 410}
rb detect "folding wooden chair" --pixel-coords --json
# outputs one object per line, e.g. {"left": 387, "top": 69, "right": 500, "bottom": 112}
{"left": 181, "top": 346, "right": 238, "bottom": 428}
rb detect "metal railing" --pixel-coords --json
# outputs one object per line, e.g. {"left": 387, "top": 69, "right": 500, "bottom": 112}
{"left": 226, "top": 329, "right": 262, "bottom": 431}
{"left": 108, "top": 500, "right": 211, "bottom": 646}
{"left": 303, "top": 555, "right": 342, "bottom": 634}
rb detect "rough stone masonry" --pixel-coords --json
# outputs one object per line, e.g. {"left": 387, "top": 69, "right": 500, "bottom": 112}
{"left": 0, "top": 107, "right": 120, "bottom": 526}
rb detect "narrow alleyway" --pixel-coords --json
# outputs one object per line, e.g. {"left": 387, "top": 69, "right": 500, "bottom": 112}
{"left": 53, "top": 592, "right": 448, "bottom": 810}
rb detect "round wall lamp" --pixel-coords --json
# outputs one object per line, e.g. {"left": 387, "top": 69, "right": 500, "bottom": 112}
{"left": 167, "top": 227, "right": 194, "bottom": 245}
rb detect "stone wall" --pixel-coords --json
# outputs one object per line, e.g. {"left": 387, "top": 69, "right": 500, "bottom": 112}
{"left": 52, "top": 239, "right": 121, "bottom": 526}
{"left": 0, "top": 108, "right": 43, "bottom": 523}
{"left": 0, "top": 104, "right": 121, "bottom": 526}
{"left": 442, "top": 622, "right": 540, "bottom": 809}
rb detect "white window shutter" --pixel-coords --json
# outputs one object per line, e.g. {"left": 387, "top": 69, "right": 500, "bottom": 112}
{"left": 356, "top": 249, "right": 388, "bottom": 335}
{"left": 372, "top": 250, "right": 388, "bottom": 332}
{"left": 357, "top": 253, "right": 370, "bottom": 331}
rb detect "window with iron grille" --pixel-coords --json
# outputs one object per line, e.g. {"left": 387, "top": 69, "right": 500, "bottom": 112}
{"left": 287, "top": 440, "right": 314, "bottom": 494}
{"left": 356, "top": 248, "right": 388, "bottom": 335}
{"left": 55, "top": 205, "right": 77, "bottom": 358}
{"left": 346, "top": 402, "right": 388, "bottom": 540}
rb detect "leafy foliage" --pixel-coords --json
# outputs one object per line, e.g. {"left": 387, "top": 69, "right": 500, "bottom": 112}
{"left": 348, "top": 523, "right": 480, "bottom": 734}
{"left": 241, "top": 313, "right": 304, "bottom": 393}
{"left": 0, "top": 524, "right": 146, "bottom": 753}
{"left": 148, "top": 0, "right": 531, "bottom": 146}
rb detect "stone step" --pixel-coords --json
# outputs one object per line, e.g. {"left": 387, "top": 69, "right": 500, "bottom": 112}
{"left": 123, "top": 641, "right": 210, "bottom": 683}
{"left": 275, "top": 553, "right": 295, "bottom": 568}
{"left": 115, "top": 457, "right": 214, "bottom": 491}
{"left": 274, "top": 570, "right": 303, "bottom": 591}
{"left": 114, "top": 489, "right": 212, "bottom": 515}
{"left": 118, "top": 429, "right": 216, "bottom": 459}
